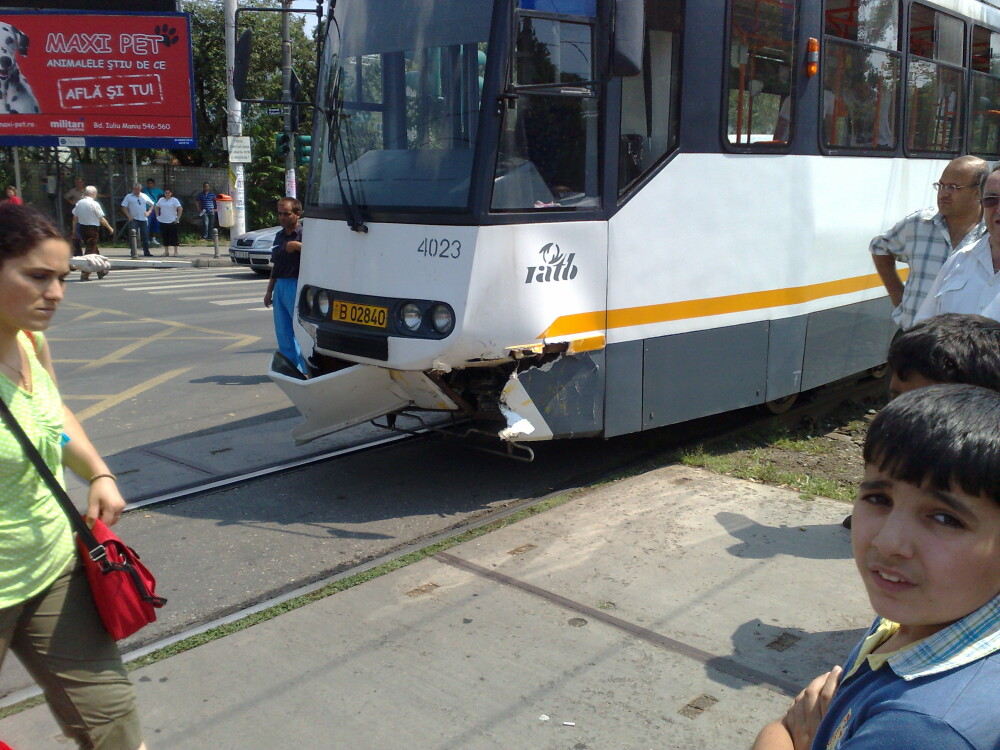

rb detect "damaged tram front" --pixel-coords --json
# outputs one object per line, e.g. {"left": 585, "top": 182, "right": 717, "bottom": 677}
{"left": 272, "top": 0, "right": 641, "bottom": 448}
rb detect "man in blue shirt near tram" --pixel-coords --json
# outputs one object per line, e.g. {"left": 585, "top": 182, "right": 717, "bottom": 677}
{"left": 263, "top": 197, "right": 306, "bottom": 375}
{"left": 870, "top": 155, "right": 987, "bottom": 330}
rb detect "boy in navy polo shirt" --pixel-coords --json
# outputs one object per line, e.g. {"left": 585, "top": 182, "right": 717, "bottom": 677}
{"left": 754, "top": 385, "right": 1000, "bottom": 750}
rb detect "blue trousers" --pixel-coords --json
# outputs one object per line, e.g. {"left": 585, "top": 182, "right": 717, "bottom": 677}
{"left": 200, "top": 211, "right": 214, "bottom": 240}
{"left": 130, "top": 219, "right": 150, "bottom": 256}
{"left": 272, "top": 277, "right": 306, "bottom": 373}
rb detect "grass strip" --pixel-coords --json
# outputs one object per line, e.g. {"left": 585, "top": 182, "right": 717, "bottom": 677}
{"left": 670, "top": 423, "right": 858, "bottom": 503}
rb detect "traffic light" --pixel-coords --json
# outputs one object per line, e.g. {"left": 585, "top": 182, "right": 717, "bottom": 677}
{"left": 275, "top": 132, "right": 293, "bottom": 158}
{"left": 295, "top": 134, "right": 312, "bottom": 166}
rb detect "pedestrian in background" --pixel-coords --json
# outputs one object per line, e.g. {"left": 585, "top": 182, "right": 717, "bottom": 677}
{"left": 870, "top": 155, "right": 987, "bottom": 330}
{"left": 0, "top": 203, "right": 149, "bottom": 750}
{"left": 3, "top": 186, "right": 22, "bottom": 205}
{"left": 71, "top": 186, "right": 114, "bottom": 281}
{"left": 263, "top": 197, "right": 306, "bottom": 374}
{"left": 119, "top": 184, "right": 153, "bottom": 257}
{"left": 155, "top": 187, "right": 183, "bottom": 257}
{"left": 62, "top": 177, "right": 84, "bottom": 216}
{"left": 197, "top": 182, "right": 216, "bottom": 241}
{"left": 142, "top": 178, "right": 164, "bottom": 248}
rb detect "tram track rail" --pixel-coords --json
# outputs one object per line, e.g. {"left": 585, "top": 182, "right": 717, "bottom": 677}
{"left": 125, "top": 431, "right": 422, "bottom": 512}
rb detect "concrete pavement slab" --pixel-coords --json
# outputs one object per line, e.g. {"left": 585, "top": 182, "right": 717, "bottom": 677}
{"left": 0, "top": 466, "right": 872, "bottom": 749}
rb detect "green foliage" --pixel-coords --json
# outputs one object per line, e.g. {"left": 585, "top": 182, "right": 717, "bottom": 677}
{"left": 180, "top": 0, "right": 318, "bottom": 224}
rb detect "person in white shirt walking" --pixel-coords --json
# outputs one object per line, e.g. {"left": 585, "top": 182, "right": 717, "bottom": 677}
{"left": 70, "top": 186, "right": 113, "bottom": 281}
{"left": 154, "top": 187, "right": 183, "bottom": 257}
{"left": 118, "top": 184, "right": 154, "bottom": 257}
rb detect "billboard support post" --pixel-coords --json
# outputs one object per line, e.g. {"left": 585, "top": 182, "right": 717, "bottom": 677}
{"left": 12, "top": 147, "right": 20, "bottom": 197}
{"left": 225, "top": 0, "right": 246, "bottom": 237}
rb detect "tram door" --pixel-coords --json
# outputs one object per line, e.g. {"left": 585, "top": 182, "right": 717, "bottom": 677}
{"left": 605, "top": 0, "right": 684, "bottom": 437}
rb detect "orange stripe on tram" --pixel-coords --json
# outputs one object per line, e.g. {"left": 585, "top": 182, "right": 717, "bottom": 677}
{"left": 540, "top": 272, "right": 890, "bottom": 340}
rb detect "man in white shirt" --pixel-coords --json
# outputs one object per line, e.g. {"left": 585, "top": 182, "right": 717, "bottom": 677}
{"left": 154, "top": 187, "right": 183, "bottom": 257}
{"left": 119, "top": 183, "right": 154, "bottom": 257}
{"left": 71, "top": 185, "right": 114, "bottom": 281}
{"left": 915, "top": 164, "right": 1000, "bottom": 324}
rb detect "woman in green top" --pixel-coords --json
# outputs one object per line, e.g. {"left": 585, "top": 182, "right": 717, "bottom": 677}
{"left": 0, "top": 204, "right": 147, "bottom": 749}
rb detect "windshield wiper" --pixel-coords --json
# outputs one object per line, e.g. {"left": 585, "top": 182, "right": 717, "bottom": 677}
{"left": 324, "top": 18, "right": 367, "bottom": 233}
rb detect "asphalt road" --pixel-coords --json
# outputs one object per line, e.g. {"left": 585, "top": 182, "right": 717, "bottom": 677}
{"left": 50, "top": 265, "right": 284, "bottom": 454}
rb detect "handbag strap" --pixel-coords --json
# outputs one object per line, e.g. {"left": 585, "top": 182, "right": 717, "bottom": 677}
{"left": 0, "top": 394, "right": 106, "bottom": 563}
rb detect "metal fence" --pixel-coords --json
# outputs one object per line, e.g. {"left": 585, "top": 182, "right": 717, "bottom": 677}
{"left": 11, "top": 156, "right": 230, "bottom": 240}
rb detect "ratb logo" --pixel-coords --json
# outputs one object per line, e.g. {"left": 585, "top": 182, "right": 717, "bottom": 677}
{"left": 525, "top": 243, "right": 579, "bottom": 284}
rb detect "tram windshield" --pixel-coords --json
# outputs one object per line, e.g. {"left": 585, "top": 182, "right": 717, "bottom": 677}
{"left": 311, "top": 0, "right": 492, "bottom": 211}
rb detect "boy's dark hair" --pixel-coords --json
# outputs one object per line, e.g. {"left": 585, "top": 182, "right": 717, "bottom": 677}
{"left": 864, "top": 384, "right": 1000, "bottom": 504}
{"left": 0, "top": 203, "right": 64, "bottom": 268}
{"left": 889, "top": 314, "right": 1000, "bottom": 392}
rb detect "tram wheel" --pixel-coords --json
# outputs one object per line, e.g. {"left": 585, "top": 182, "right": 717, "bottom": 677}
{"left": 763, "top": 394, "right": 798, "bottom": 414}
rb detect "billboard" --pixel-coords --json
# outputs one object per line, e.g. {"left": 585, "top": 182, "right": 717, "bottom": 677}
{"left": 0, "top": 11, "right": 196, "bottom": 148}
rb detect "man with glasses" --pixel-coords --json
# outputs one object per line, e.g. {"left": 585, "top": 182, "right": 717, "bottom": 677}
{"left": 915, "top": 163, "right": 1000, "bottom": 324}
{"left": 264, "top": 197, "right": 306, "bottom": 375}
{"left": 870, "top": 155, "right": 988, "bottom": 330}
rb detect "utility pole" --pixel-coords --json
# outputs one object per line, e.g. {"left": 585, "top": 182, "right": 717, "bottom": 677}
{"left": 281, "top": 0, "right": 296, "bottom": 199}
{"left": 225, "top": 0, "right": 247, "bottom": 236}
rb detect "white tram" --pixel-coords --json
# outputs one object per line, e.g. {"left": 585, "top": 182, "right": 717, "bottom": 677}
{"left": 258, "top": 0, "right": 1000, "bottom": 447}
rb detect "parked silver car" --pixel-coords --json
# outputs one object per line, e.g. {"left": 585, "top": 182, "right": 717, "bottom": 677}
{"left": 228, "top": 225, "right": 279, "bottom": 276}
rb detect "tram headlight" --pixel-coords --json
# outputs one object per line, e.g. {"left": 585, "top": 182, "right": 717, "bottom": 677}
{"left": 400, "top": 302, "right": 423, "bottom": 331}
{"left": 429, "top": 304, "right": 454, "bottom": 335}
{"left": 303, "top": 286, "right": 316, "bottom": 311}
{"left": 316, "top": 290, "right": 332, "bottom": 317}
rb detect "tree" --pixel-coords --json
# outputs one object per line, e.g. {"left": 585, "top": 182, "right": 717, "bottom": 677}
{"left": 180, "top": 0, "right": 318, "bottom": 225}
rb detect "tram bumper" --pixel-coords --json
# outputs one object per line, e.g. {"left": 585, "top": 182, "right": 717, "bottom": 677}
{"left": 269, "top": 364, "right": 459, "bottom": 445}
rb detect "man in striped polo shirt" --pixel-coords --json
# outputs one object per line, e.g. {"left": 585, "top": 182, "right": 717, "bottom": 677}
{"left": 869, "top": 156, "right": 988, "bottom": 331}
{"left": 197, "top": 182, "right": 217, "bottom": 241}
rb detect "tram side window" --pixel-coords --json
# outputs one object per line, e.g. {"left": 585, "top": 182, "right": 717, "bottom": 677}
{"left": 726, "top": 0, "right": 796, "bottom": 148}
{"left": 822, "top": 0, "right": 899, "bottom": 150}
{"left": 970, "top": 26, "right": 1000, "bottom": 158}
{"left": 618, "top": 0, "right": 683, "bottom": 194}
{"left": 906, "top": 4, "right": 965, "bottom": 153}
{"left": 492, "top": 8, "right": 600, "bottom": 211}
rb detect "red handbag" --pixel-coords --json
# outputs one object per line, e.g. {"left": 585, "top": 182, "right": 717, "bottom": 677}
{"left": 0, "top": 395, "right": 166, "bottom": 641}
{"left": 75, "top": 518, "right": 166, "bottom": 640}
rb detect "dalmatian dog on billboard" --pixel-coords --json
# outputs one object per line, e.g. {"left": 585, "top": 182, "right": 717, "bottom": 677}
{"left": 0, "top": 22, "right": 38, "bottom": 114}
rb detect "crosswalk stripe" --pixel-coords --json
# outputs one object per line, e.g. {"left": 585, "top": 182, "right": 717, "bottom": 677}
{"left": 211, "top": 297, "right": 266, "bottom": 305}
{"left": 96, "top": 273, "right": 211, "bottom": 286}
{"left": 179, "top": 289, "right": 267, "bottom": 301}
{"left": 128, "top": 280, "right": 266, "bottom": 292}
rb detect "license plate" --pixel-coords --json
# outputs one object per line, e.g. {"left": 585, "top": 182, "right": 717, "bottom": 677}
{"left": 233, "top": 250, "right": 249, "bottom": 259}
{"left": 332, "top": 300, "right": 388, "bottom": 329}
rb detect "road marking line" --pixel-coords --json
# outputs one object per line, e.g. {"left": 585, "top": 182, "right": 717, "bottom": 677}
{"left": 74, "top": 367, "right": 193, "bottom": 421}
{"left": 76, "top": 326, "right": 181, "bottom": 372}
